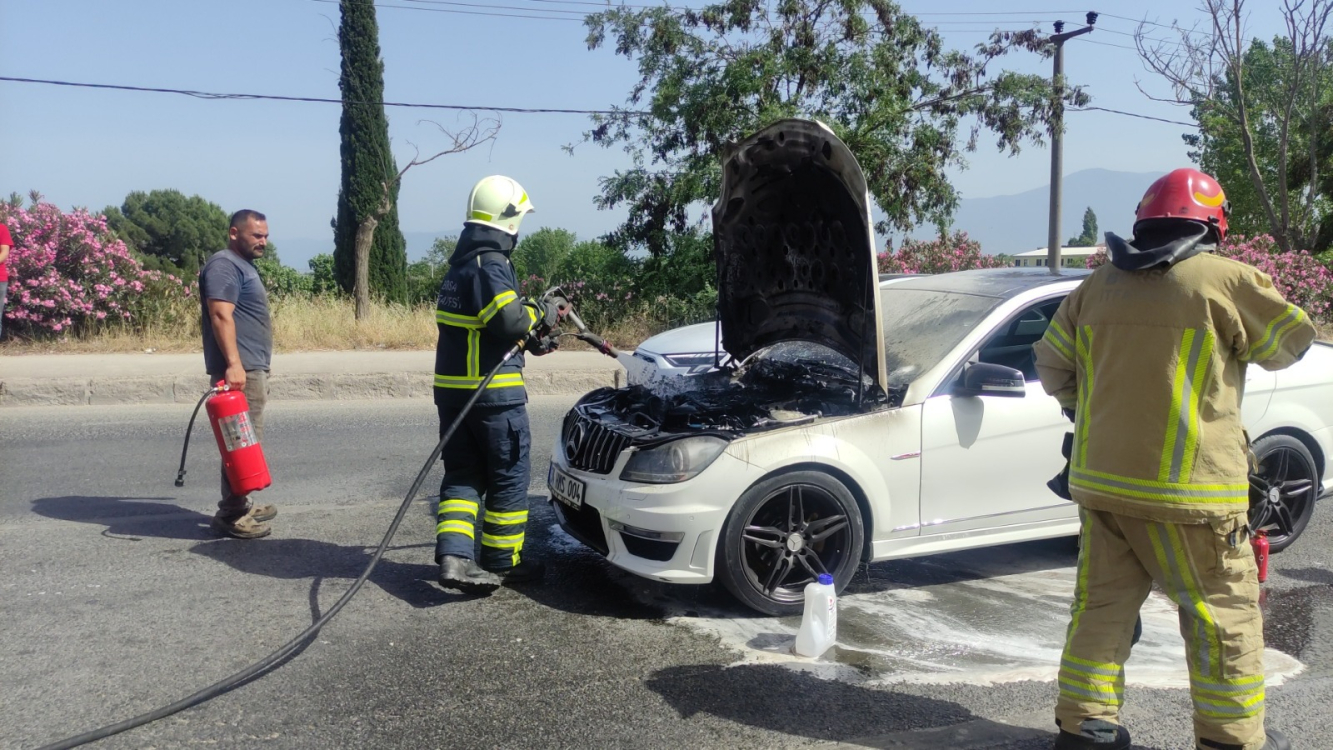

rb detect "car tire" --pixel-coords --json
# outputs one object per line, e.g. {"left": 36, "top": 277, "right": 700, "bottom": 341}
{"left": 1248, "top": 433, "right": 1320, "bottom": 553}
{"left": 716, "top": 470, "right": 865, "bottom": 616}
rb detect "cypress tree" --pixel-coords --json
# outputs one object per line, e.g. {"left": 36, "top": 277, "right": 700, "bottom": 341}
{"left": 333, "top": 0, "right": 407, "bottom": 303}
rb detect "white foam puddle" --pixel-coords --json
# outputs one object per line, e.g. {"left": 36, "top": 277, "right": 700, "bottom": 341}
{"left": 653, "top": 557, "right": 1304, "bottom": 689}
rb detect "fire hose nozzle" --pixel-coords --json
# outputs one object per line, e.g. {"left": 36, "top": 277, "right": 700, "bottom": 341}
{"left": 174, "top": 470, "right": 187, "bottom": 488}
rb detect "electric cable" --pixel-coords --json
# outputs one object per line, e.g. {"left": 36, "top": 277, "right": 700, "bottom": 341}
{"left": 34, "top": 342, "right": 527, "bottom": 750}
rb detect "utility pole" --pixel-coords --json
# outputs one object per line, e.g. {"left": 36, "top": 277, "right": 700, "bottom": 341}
{"left": 1046, "top": 12, "right": 1097, "bottom": 276}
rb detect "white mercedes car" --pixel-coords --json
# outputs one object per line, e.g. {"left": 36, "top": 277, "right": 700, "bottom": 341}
{"left": 547, "top": 119, "right": 1333, "bottom": 615}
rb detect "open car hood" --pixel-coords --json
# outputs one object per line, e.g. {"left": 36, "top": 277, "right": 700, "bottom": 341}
{"left": 712, "top": 119, "right": 887, "bottom": 393}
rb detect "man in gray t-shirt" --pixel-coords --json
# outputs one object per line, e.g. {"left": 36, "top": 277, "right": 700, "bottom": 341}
{"left": 199, "top": 209, "right": 278, "bottom": 539}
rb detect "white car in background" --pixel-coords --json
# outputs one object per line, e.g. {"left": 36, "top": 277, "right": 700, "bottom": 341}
{"left": 547, "top": 119, "right": 1333, "bottom": 615}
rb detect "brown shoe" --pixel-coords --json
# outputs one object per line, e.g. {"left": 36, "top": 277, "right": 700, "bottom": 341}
{"left": 246, "top": 503, "right": 277, "bottom": 522}
{"left": 211, "top": 512, "right": 272, "bottom": 539}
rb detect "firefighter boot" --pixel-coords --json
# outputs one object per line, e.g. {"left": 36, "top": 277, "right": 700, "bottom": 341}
{"left": 1054, "top": 719, "right": 1131, "bottom": 750}
{"left": 211, "top": 511, "right": 271, "bottom": 540}
{"left": 484, "top": 559, "right": 546, "bottom": 585}
{"left": 438, "top": 555, "right": 500, "bottom": 595}
{"left": 1199, "top": 729, "right": 1291, "bottom": 750}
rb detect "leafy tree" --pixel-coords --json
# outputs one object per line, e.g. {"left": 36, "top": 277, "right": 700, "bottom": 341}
{"left": 333, "top": 0, "right": 408, "bottom": 303}
{"left": 406, "top": 235, "right": 458, "bottom": 304}
{"left": 1140, "top": 0, "right": 1333, "bottom": 252}
{"left": 581, "top": 0, "right": 1085, "bottom": 257}
{"left": 513, "top": 228, "right": 577, "bottom": 281}
{"left": 103, "top": 189, "right": 228, "bottom": 277}
{"left": 308, "top": 253, "right": 340, "bottom": 296}
{"left": 1067, "top": 207, "right": 1099, "bottom": 246}
{"left": 255, "top": 253, "right": 314, "bottom": 299}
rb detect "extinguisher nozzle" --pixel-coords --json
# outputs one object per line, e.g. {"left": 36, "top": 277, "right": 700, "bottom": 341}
{"left": 175, "top": 471, "right": 186, "bottom": 488}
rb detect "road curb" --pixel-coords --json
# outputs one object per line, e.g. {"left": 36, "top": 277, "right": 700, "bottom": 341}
{"left": 0, "top": 368, "right": 622, "bottom": 407}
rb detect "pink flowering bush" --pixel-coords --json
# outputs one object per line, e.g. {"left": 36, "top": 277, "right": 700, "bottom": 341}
{"left": 1085, "top": 233, "right": 1333, "bottom": 321}
{"left": 0, "top": 193, "right": 195, "bottom": 337}
{"left": 878, "top": 231, "right": 1008, "bottom": 275}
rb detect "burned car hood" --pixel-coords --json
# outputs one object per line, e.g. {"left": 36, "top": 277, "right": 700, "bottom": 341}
{"left": 712, "top": 119, "right": 887, "bottom": 393}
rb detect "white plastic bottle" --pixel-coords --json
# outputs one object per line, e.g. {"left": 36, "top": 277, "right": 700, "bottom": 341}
{"left": 793, "top": 573, "right": 837, "bottom": 658}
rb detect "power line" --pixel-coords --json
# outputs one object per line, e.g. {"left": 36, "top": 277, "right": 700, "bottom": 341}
{"left": 0, "top": 76, "right": 644, "bottom": 115}
{"left": 1079, "top": 37, "right": 1139, "bottom": 52}
{"left": 1071, "top": 105, "right": 1198, "bottom": 127}
{"left": 311, "top": 0, "right": 583, "bottom": 22}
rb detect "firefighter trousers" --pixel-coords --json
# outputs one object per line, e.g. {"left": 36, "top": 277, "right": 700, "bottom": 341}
{"left": 1056, "top": 508, "right": 1266, "bottom": 750}
{"left": 435, "top": 403, "right": 531, "bottom": 570}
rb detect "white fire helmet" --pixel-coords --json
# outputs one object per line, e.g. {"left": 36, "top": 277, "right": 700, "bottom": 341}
{"left": 464, "top": 175, "right": 535, "bottom": 236}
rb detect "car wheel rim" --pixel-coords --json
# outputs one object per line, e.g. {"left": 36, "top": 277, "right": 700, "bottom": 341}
{"left": 739, "top": 483, "right": 851, "bottom": 604}
{"left": 1248, "top": 445, "right": 1315, "bottom": 546}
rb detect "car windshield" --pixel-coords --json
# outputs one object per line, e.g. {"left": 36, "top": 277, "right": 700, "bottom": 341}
{"left": 879, "top": 288, "right": 1004, "bottom": 387}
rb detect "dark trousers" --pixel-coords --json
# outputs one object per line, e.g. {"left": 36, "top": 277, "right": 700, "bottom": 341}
{"left": 208, "top": 370, "right": 268, "bottom": 516}
{"left": 435, "top": 403, "right": 531, "bottom": 569}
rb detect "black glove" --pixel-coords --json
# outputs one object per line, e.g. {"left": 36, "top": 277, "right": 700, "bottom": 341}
{"left": 1047, "top": 430, "right": 1074, "bottom": 500}
{"left": 527, "top": 332, "right": 560, "bottom": 356}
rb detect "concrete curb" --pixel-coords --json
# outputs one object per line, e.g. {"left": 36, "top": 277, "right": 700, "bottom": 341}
{"left": 0, "top": 368, "right": 623, "bottom": 407}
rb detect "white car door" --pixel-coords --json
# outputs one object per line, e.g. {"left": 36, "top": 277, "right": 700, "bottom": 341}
{"left": 918, "top": 296, "right": 1078, "bottom": 535}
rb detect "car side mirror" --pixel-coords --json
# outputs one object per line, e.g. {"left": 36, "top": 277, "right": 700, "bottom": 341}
{"left": 955, "top": 362, "right": 1026, "bottom": 398}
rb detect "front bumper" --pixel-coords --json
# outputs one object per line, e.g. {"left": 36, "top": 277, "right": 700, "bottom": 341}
{"left": 547, "top": 437, "right": 753, "bottom": 584}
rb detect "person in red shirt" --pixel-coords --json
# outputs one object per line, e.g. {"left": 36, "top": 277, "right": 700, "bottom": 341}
{"left": 0, "top": 222, "right": 12, "bottom": 339}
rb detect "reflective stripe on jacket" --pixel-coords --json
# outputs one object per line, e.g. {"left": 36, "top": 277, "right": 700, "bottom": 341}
{"left": 434, "top": 225, "right": 540, "bottom": 407}
{"left": 1034, "top": 253, "right": 1317, "bottom": 523}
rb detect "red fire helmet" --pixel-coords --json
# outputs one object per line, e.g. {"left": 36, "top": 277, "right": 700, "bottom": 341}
{"left": 1134, "top": 168, "right": 1230, "bottom": 241}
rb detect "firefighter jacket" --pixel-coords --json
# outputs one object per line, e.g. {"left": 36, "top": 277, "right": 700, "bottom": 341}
{"left": 434, "top": 225, "right": 542, "bottom": 408}
{"left": 1034, "top": 246, "right": 1316, "bottom": 524}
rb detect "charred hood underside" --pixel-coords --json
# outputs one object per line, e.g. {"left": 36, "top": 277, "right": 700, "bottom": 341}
{"left": 567, "top": 357, "right": 895, "bottom": 450}
{"left": 713, "top": 119, "right": 887, "bottom": 391}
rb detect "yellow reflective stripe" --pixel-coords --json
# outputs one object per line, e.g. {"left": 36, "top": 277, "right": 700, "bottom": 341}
{"left": 1043, "top": 320, "right": 1075, "bottom": 361}
{"left": 436, "top": 519, "right": 475, "bottom": 538}
{"left": 1069, "top": 469, "right": 1247, "bottom": 504}
{"left": 1061, "top": 652, "right": 1120, "bottom": 674}
{"left": 1248, "top": 304, "right": 1305, "bottom": 362}
{"left": 478, "top": 290, "right": 518, "bottom": 323}
{"left": 1074, "top": 326, "right": 1094, "bottom": 466}
{"left": 481, "top": 532, "right": 524, "bottom": 548}
{"left": 438, "top": 499, "right": 479, "bottom": 517}
{"left": 471, "top": 330, "right": 482, "bottom": 377}
{"left": 484, "top": 510, "right": 529, "bottom": 525}
{"left": 435, "top": 310, "right": 484, "bottom": 329}
{"left": 1066, "top": 508, "right": 1092, "bottom": 642}
{"left": 470, "top": 209, "right": 495, "bottom": 221}
{"left": 434, "top": 373, "right": 525, "bottom": 389}
{"left": 1152, "top": 523, "right": 1223, "bottom": 678}
{"left": 526, "top": 304, "right": 538, "bottom": 331}
{"left": 1159, "top": 329, "right": 1214, "bottom": 483}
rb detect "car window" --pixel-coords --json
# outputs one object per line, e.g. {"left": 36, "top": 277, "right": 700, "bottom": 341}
{"left": 879, "top": 288, "right": 1006, "bottom": 388}
{"left": 975, "top": 297, "right": 1066, "bottom": 381}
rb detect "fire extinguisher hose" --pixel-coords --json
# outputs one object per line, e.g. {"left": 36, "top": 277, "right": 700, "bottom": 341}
{"left": 38, "top": 342, "right": 526, "bottom": 750}
{"left": 174, "top": 386, "right": 220, "bottom": 488}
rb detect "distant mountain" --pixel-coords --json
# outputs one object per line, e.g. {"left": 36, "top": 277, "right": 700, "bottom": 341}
{"left": 906, "top": 168, "right": 1162, "bottom": 255}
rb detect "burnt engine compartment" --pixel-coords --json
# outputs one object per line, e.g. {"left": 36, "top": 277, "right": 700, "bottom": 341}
{"left": 570, "top": 356, "right": 901, "bottom": 448}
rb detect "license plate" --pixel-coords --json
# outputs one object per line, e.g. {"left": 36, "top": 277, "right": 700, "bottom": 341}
{"left": 549, "top": 464, "right": 586, "bottom": 510}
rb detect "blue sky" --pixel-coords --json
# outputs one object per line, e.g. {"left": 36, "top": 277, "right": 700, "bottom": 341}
{"left": 1, "top": 0, "right": 1288, "bottom": 267}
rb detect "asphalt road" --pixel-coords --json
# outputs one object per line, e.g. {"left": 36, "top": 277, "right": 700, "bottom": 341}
{"left": 2, "top": 399, "right": 1332, "bottom": 750}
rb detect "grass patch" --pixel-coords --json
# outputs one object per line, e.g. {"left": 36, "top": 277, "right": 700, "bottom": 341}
{"left": 0, "top": 295, "right": 683, "bottom": 355}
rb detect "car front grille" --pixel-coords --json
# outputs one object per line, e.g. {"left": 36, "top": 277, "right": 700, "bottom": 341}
{"left": 562, "top": 412, "right": 631, "bottom": 475}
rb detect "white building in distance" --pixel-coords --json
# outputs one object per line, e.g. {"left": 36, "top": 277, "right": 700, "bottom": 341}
{"left": 1012, "top": 246, "right": 1103, "bottom": 269}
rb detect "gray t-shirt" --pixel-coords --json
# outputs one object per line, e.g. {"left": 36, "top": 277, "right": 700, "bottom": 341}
{"left": 200, "top": 249, "right": 273, "bottom": 374}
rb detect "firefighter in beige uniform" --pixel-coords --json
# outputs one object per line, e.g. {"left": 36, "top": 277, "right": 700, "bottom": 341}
{"left": 1034, "top": 168, "right": 1316, "bottom": 750}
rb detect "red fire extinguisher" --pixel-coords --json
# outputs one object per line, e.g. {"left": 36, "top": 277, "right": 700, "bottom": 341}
{"left": 175, "top": 382, "right": 271, "bottom": 494}
{"left": 1252, "top": 530, "right": 1270, "bottom": 583}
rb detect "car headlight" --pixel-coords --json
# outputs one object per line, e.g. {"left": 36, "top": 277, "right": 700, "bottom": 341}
{"left": 619, "top": 436, "right": 728, "bottom": 484}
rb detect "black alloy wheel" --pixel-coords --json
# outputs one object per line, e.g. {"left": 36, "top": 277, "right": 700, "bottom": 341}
{"left": 717, "top": 470, "right": 864, "bottom": 616}
{"left": 1248, "top": 433, "right": 1320, "bottom": 553}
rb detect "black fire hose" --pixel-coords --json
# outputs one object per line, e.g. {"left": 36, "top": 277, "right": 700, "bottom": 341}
{"left": 36, "top": 342, "right": 526, "bottom": 750}
{"left": 174, "top": 385, "right": 221, "bottom": 488}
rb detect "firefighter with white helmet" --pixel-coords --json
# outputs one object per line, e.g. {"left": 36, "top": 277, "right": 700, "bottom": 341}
{"left": 1035, "top": 168, "right": 1316, "bottom": 750}
{"left": 432, "top": 175, "right": 560, "bottom": 594}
